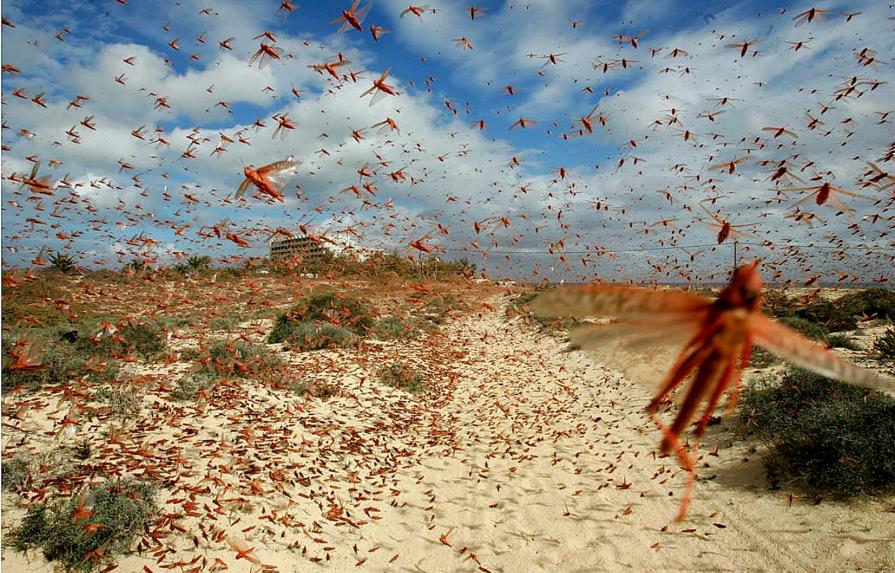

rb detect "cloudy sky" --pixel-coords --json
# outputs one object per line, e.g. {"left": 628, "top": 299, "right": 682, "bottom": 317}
{"left": 1, "top": 0, "right": 893, "bottom": 283}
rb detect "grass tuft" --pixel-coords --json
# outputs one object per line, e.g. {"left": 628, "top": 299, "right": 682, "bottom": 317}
{"left": 874, "top": 327, "right": 895, "bottom": 360}
{"left": 2, "top": 456, "right": 32, "bottom": 492}
{"left": 377, "top": 362, "right": 427, "bottom": 394}
{"left": 289, "top": 379, "right": 338, "bottom": 398}
{"left": 11, "top": 479, "right": 157, "bottom": 572}
{"left": 280, "top": 323, "right": 357, "bottom": 351}
{"left": 826, "top": 333, "right": 861, "bottom": 351}
{"left": 171, "top": 372, "right": 217, "bottom": 401}
{"left": 373, "top": 316, "right": 418, "bottom": 340}
{"left": 197, "top": 340, "right": 282, "bottom": 377}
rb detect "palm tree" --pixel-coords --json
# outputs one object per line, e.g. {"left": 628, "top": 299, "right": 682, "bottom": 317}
{"left": 49, "top": 251, "right": 77, "bottom": 274}
{"left": 186, "top": 255, "right": 211, "bottom": 272}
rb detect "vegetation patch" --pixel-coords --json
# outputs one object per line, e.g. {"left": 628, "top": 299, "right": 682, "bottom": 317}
{"left": 505, "top": 290, "right": 581, "bottom": 334}
{"left": 171, "top": 372, "right": 217, "bottom": 401}
{"left": 1, "top": 336, "right": 119, "bottom": 392}
{"left": 795, "top": 289, "right": 895, "bottom": 332}
{"left": 738, "top": 368, "right": 895, "bottom": 498}
{"left": 268, "top": 292, "right": 373, "bottom": 344}
{"left": 420, "top": 294, "right": 461, "bottom": 326}
{"left": 373, "top": 316, "right": 419, "bottom": 340}
{"left": 777, "top": 316, "right": 829, "bottom": 341}
{"left": 826, "top": 333, "right": 860, "bottom": 351}
{"left": 289, "top": 378, "right": 338, "bottom": 398}
{"left": 1, "top": 456, "right": 32, "bottom": 492}
{"left": 196, "top": 340, "right": 282, "bottom": 377}
{"left": 377, "top": 362, "right": 427, "bottom": 394}
{"left": 73, "top": 318, "right": 167, "bottom": 359}
{"left": 10, "top": 479, "right": 157, "bottom": 572}
{"left": 93, "top": 381, "right": 142, "bottom": 419}
{"left": 748, "top": 346, "right": 780, "bottom": 368}
{"left": 49, "top": 252, "right": 79, "bottom": 274}
{"left": 874, "top": 327, "right": 895, "bottom": 360}
{"left": 762, "top": 289, "right": 797, "bottom": 317}
{"left": 280, "top": 323, "right": 357, "bottom": 351}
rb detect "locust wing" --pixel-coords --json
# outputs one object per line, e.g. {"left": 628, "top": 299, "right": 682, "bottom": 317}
{"left": 531, "top": 284, "right": 710, "bottom": 321}
{"left": 751, "top": 314, "right": 894, "bottom": 393}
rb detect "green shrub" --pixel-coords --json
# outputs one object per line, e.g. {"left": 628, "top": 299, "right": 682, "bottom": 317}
{"left": 280, "top": 323, "right": 357, "bottom": 351}
{"left": 171, "top": 372, "right": 217, "bottom": 401}
{"left": 198, "top": 340, "right": 281, "bottom": 377}
{"left": 268, "top": 292, "right": 373, "bottom": 343}
{"left": 762, "top": 289, "right": 797, "bottom": 317}
{"left": 749, "top": 347, "right": 780, "bottom": 368}
{"left": 93, "top": 382, "right": 142, "bottom": 418}
{"left": 836, "top": 289, "right": 895, "bottom": 320}
{"left": 73, "top": 318, "right": 166, "bottom": 359}
{"left": 421, "top": 294, "right": 460, "bottom": 326}
{"left": 2, "top": 456, "right": 31, "bottom": 492}
{"left": 11, "top": 479, "right": 157, "bottom": 572}
{"left": 187, "top": 255, "right": 212, "bottom": 272}
{"left": 796, "top": 289, "right": 895, "bottom": 332}
{"left": 875, "top": 327, "right": 895, "bottom": 360}
{"left": 374, "top": 316, "right": 417, "bottom": 340}
{"left": 505, "top": 289, "right": 581, "bottom": 334}
{"left": 505, "top": 292, "right": 538, "bottom": 316}
{"left": 1, "top": 275, "right": 71, "bottom": 326}
{"left": 210, "top": 315, "right": 241, "bottom": 331}
{"left": 777, "top": 316, "right": 829, "bottom": 341}
{"left": 289, "top": 379, "right": 337, "bottom": 398}
{"left": 378, "top": 362, "right": 427, "bottom": 393}
{"left": 827, "top": 333, "right": 860, "bottom": 351}
{"left": 795, "top": 300, "right": 856, "bottom": 332}
{"left": 1, "top": 337, "right": 119, "bottom": 392}
{"left": 738, "top": 368, "right": 895, "bottom": 497}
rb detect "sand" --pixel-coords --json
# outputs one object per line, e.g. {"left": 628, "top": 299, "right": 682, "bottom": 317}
{"left": 3, "top": 288, "right": 894, "bottom": 573}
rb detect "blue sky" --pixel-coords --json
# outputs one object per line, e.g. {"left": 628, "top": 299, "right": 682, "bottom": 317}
{"left": 2, "top": 0, "right": 893, "bottom": 283}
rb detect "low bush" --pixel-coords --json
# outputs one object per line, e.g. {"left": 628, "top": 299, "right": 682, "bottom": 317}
{"left": 171, "top": 372, "right": 217, "bottom": 401}
{"left": 69, "top": 318, "right": 167, "bottom": 359}
{"left": 280, "top": 323, "right": 357, "bottom": 351}
{"left": 795, "top": 300, "right": 857, "bottom": 332}
{"left": 268, "top": 292, "right": 373, "bottom": 343}
{"left": 738, "top": 368, "right": 895, "bottom": 497}
{"left": 373, "top": 316, "right": 418, "bottom": 340}
{"left": 198, "top": 340, "right": 282, "bottom": 377}
{"left": 795, "top": 289, "right": 895, "bottom": 332}
{"left": 1, "top": 456, "right": 31, "bottom": 492}
{"left": 827, "top": 333, "right": 861, "bottom": 351}
{"left": 762, "top": 289, "right": 797, "bottom": 317}
{"left": 11, "top": 479, "right": 157, "bottom": 572}
{"left": 874, "top": 327, "right": 895, "bottom": 360}
{"left": 506, "top": 290, "right": 582, "bottom": 334}
{"left": 421, "top": 294, "right": 460, "bottom": 326}
{"left": 378, "top": 362, "right": 427, "bottom": 393}
{"left": 777, "top": 316, "right": 829, "bottom": 341}
{"left": 289, "top": 379, "right": 338, "bottom": 398}
{"left": 93, "top": 381, "right": 142, "bottom": 419}
{"left": 1, "top": 337, "right": 119, "bottom": 392}
{"left": 49, "top": 252, "right": 78, "bottom": 274}
{"left": 748, "top": 346, "right": 780, "bottom": 368}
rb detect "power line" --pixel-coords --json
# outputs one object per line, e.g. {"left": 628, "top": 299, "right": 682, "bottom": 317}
{"left": 438, "top": 241, "right": 891, "bottom": 256}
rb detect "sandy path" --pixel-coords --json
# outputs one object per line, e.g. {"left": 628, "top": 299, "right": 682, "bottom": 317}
{"left": 348, "top": 295, "right": 895, "bottom": 573}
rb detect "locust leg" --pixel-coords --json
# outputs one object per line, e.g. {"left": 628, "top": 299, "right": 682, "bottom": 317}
{"left": 647, "top": 322, "right": 722, "bottom": 413}
{"left": 651, "top": 411, "right": 697, "bottom": 522}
